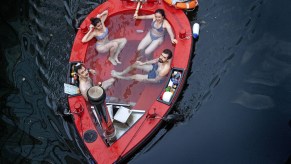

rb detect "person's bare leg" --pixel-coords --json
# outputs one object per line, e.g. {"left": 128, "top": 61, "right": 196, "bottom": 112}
{"left": 137, "top": 32, "right": 152, "bottom": 58}
{"left": 129, "top": 74, "right": 148, "bottom": 82}
{"left": 111, "top": 64, "right": 135, "bottom": 77}
{"left": 136, "top": 49, "right": 145, "bottom": 61}
{"left": 108, "top": 45, "right": 118, "bottom": 65}
{"left": 101, "top": 78, "right": 116, "bottom": 90}
{"left": 111, "top": 63, "right": 152, "bottom": 78}
{"left": 112, "top": 74, "right": 148, "bottom": 82}
{"left": 144, "top": 37, "right": 163, "bottom": 58}
{"left": 97, "top": 42, "right": 119, "bottom": 65}
{"left": 111, "top": 73, "right": 130, "bottom": 80}
{"left": 112, "top": 38, "right": 127, "bottom": 64}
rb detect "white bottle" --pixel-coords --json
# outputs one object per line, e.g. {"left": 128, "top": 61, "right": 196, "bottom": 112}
{"left": 192, "top": 23, "right": 200, "bottom": 39}
{"left": 162, "top": 92, "right": 173, "bottom": 102}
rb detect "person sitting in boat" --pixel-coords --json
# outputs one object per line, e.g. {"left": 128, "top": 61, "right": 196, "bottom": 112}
{"left": 133, "top": 9, "right": 177, "bottom": 59}
{"left": 81, "top": 10, "right": 127, "bottom": 65}
{"left": 111, "top": 49, "right": 173, "bottom": 83}
{"left": 74, "top": 63, "right": 115, "bottom": 101}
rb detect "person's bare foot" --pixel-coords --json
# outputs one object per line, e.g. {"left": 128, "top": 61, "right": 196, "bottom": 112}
{"left": 115, "top": 58, "right": 122, "bottom": 64}
{"left": 108, "top": 57, "right": 117, "bottom": 65}
{"left": 111, "top": 70, "right": 123, "bottom": 77}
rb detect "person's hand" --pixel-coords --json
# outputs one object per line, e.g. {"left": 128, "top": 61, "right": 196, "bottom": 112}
{"left": 89, "top": 69, "right": 96, "bottom": 75}
{"left": 89, "top": 24, "right": 94, "bottom": 30}
{"left": 171, "top": 38, "right": 178, "bottom": 44}
{"left": 96, "top": 14, "right": 101, "bottom": 18}
{"left": 133, "top": 13, "right": 138, "bottom": 19}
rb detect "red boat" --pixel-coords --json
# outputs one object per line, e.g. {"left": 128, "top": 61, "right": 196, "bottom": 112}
{"left": 67, "top": 0, "right": 193, "bottom": 163}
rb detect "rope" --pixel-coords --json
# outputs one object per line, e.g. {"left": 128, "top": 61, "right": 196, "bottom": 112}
{"left": 117, "top": 109, "right": 165, "bottom": 162}
{"left": 117, "top": 110, "right": 155, "bottom": 161}
{"left": 119, "top": 116, "right": 147, "bottom": 158}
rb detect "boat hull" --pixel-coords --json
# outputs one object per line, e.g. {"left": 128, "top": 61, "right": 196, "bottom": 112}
{"left": 68, "top": 0, "right": 193, "bottom": 163}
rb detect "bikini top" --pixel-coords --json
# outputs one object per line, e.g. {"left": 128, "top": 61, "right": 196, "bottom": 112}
{"left": 95, "top": 27, "right": 109, "bottom": 40}
{"left": 151, "top": 20, "right": 164, "bottom": 32}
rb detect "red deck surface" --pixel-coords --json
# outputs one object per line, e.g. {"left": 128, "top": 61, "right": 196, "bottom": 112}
{"left": 68, "top": 0, "right": 193, "bottom": 163}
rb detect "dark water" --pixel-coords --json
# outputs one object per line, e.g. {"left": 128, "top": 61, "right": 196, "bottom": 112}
{"left": 1, "top": 0, "right": 291, "bottom": 163}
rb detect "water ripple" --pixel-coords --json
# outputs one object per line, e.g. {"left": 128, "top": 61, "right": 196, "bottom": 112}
{"left": 232, "top": 90, "right": 274, "bottom": 110}
{"left": 1, "top": 0, "right": 104, "bottom": 163}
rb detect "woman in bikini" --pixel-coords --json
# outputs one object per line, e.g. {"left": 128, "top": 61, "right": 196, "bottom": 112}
{"left": 82, "top": 10, "right": 127, "bottom": 65}
{"left": 133, "top": 9, "right": 177, "bottom": 59}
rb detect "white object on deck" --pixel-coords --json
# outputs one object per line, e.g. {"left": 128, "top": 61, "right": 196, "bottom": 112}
{"left": 64, "top": 83, "right": 79, "bottom": 95}
{"left": 136, "top": 29, "right": 144, "bottom": 33}
{"left": 114, "top": 106, "right": 132, "bottom": 123}
{"left": 130, "top": 109, "right": 145, "bottom": 113}
{"left": 168, "top": 80, "right": 174, "bottom": 87}
{"left": 162, "top": 91, "right": 173, "bottom": 102}
{"left": 192, "top": 23, "right": 200, "bottom": 39}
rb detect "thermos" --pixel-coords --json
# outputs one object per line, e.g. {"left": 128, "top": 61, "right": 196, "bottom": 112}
{"left": 192, "top": 23, "right": 200, "bottom": 39}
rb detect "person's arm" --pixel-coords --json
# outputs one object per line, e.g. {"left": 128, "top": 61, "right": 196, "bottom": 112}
{"left": 97, "top": 10, "right": 108, "bottom": 23}
{"left": 136, "top": 58, "right": 158, "bottom": 66}
{"left": 79, "top": 87, "right": 89, "bottom": 101}
{"left": 164, "top": 20, "right": 178, "bottom": 44}
{"left": 81, "top": 26, "right": 95, "bottom": 43}
{"left": 88, "top": 69, "right": 96, "bottom": 75}
{"left": 134, "top": 13, "right": 155, "bottom": 20}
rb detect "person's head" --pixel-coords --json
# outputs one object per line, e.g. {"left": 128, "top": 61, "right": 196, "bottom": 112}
{"left": 158, "top": 49, "right": 172, "bottom": 63}
{"left": 90, "top": 17, "right": 102, "bottom": 29}
{"left": 154, "top": 9, "right": 166, "bottom": 22}
{"left": 74, "top": 63, "right": 89, "bottom": 78}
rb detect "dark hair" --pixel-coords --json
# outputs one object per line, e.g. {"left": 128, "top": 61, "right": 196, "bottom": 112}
{"left": 163, "top": 49, "right": 172, "bottom": 59}
{"left": 90, "top": 17, "right": 101, "bottom": 26}
{"left": 74, "top": 63, "right": 84, "bottom": 74}
{"left": 155, "top": 9, "right": 166, "bottom": 19}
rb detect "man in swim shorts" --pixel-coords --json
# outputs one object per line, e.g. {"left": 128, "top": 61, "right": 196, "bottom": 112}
{"left": 74, "top": 63, "right": 115, "bottom": 101}
{"left": 111, "top": 49, "right": 173, "bottom": 83}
